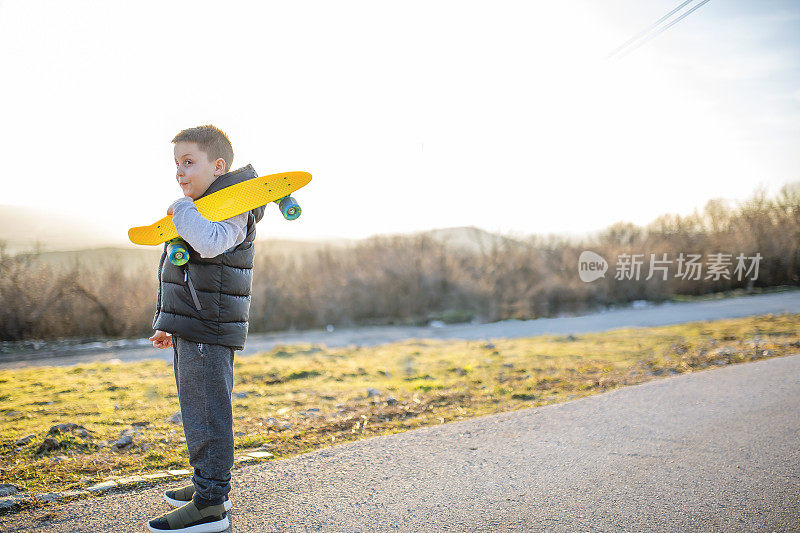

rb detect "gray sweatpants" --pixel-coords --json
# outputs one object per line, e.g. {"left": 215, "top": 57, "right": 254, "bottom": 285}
{"left": 172, "top": 336, "right": 235, "bottom": 506}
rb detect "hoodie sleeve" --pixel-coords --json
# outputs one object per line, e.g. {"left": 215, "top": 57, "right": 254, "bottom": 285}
{"left": 170, "top": 197, "right": 248, "bottom": 258}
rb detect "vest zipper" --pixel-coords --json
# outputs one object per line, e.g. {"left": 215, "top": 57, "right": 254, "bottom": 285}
{"left": 183, "top": 265, "right": 203, "bottom": 311}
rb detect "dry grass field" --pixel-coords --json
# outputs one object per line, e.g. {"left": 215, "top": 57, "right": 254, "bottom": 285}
{"left": 1, "top": 313, "right": 798, "bottom": 498}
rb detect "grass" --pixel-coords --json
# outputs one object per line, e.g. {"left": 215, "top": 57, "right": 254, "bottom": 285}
{"left": 1, "top": 313, "right": 799, "bottom": 497}
{"left": 667, "top": 284, "right": 799, "bottom": 303}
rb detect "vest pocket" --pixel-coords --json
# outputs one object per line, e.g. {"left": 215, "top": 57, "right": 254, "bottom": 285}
{"left": 183, "top": 266, "right": 203, "bottom": 311}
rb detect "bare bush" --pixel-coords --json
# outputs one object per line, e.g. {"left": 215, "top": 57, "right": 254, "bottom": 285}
{"left": 2, "top": 182, "right": 799, "bottom": 342}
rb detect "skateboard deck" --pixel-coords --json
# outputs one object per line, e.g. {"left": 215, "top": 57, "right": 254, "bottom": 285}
{"left": 128, "top": 171, "right": 311, "bottom": 246}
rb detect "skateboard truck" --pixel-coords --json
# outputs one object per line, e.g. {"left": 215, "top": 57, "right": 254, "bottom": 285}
{"left": 276, "top": 195, "right": 301, "bottom": 220}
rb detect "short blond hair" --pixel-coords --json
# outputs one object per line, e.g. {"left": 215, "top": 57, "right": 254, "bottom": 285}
{"left": 172, "top": 125, "right": 234, "bottom": 172}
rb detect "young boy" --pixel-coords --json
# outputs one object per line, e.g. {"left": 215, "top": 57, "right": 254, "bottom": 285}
{"left": 146, "top": 125, "right": 265, "bottom": 533}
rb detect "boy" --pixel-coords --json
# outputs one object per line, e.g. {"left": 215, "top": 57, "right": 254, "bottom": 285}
{"left": 146, "top": 125, "right": 265, "bottom": 533}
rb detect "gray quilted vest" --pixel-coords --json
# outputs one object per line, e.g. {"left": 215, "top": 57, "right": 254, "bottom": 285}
{"left": 152, "top": 164, "right": 265, "bottom": 350}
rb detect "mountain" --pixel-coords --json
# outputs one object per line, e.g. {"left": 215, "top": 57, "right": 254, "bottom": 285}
{"left": 1, "top": 205, "right": 539, "bottom": 261}
{"left": 0, "top": 205, "right": 120, "bottom": 253}
{"left": 420, "top": 226, "right": 526, "bottom": 252}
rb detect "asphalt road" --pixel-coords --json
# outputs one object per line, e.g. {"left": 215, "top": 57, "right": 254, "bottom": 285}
{"left": 4, "top": 290, "right": 800, "bottom": 368}
{"left": 3, "top": 353, "right": 798, "bottom": 532}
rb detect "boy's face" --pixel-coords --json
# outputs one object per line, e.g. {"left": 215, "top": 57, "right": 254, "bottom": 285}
{"left": 173, "top": 141, "right": 226, "bottom": 199}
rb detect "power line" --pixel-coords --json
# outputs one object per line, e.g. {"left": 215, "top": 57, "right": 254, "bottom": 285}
{"left": 608, "top": 0, "right": 713, "bottom": 60}
{"left": 607, "top": 0, "right": 696, "bottom": 59}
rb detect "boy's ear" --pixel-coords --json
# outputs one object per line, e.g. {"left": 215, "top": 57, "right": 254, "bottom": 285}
{"left": 213, "top": 158, "right": 227, "bottom": 176}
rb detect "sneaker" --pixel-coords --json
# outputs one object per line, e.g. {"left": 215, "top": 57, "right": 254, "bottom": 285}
{"left": 164, "top": 485, "right": 232, "bottom": 511}
{"left": 147, "top": 500, "right": 228, "bottom": 533}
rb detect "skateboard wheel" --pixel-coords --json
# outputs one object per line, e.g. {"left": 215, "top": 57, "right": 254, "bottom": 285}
{"left": 278, "top": 196, "right": 301, "bottom": 220}
{"left": 167, "top": 239, "right": 189, "bottom": 266}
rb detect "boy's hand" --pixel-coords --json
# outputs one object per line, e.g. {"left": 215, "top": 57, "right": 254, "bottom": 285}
{"left": 167, "top": 197, "right": 192, "bottom": 215}
{"left": 149, "top": 330, "right": 173, "bottom": 349}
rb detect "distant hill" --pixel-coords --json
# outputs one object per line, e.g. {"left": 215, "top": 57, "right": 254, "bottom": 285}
{"left": 1, "top": 204, "right": 545, "bottom": 261}
{"left": 0, "top": 205, "right": 357, "bottom": 259}
{"left": 0, "top": 205, "right": 120, "bottom": 253}
{"left": 420, "top": 226, "right": 527, "bottom": 252}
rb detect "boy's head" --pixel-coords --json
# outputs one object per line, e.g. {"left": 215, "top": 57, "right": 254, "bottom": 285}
{"left": 172, "top": 125, "right": 234, "bottom": 199}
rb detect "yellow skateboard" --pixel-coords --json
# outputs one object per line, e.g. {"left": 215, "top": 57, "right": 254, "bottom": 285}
{"left": 128, "top": 171, "right": 311, "bottom": 246}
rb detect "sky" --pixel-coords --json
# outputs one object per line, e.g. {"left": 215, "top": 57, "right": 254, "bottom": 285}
{"left": 0, "top": 0, "right": 798, "bottom": 244}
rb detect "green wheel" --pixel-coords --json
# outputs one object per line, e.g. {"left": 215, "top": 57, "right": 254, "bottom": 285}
{"left": 277, "top": 196, "right": 302, "bottom": 220}
{"left": 167, "top": 238, "right": 189, "bottom": 266}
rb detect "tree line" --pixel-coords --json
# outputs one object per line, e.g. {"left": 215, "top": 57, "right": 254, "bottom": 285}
{"left": 1, "top": 182, "right": 797, "bottom": 342}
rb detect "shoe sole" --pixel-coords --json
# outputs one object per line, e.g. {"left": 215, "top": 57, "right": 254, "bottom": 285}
{"left": 163, "top": 492, "right": 232, "bottom": 512}
{"left": 147, "top": 514, "right": 229, "bottom": 533}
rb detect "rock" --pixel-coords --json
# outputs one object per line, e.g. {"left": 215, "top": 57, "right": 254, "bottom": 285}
{"left": 48, "top": 423, "right": 85, "bottom": 435}
{"left": 0, "top": 484, "right": 20, "bottom": 497}
{"left": 167, "top": 469, "right": 190, "bottom": 476}
{"left": 232, "top": 392, "right": 248, "bottom": 399}
{"left": 35, "top": 438, "right": 62, "bottom": 455}
{"left": 116, "top": 475, "right": 147, "bottom": 486}
{"left": 234, "top": 431, "right": 246, "bottom": 436}
{"left": 166, "top": 411, "right": 183, "bottom": 425}
{"left": 367, "top": 388, "right": 382, "bottom": 398}
{"left": 386, "top": 397, "right": 398, "bottom": 406}
{"left": 300, "top": 408, "right": 323, "bottom": 418}
{"left": 483, "top": 343, "right": 496, "bottom": 350}
{"left": 264, "top": 417, "right": 278, "bottom": 427}
{"left": 35, "top": 492, "right": 60, "bottom": 503}
{"left": 131, "top": 421, "right": 150, "bottom": 427}
{"left": 0, "top": 494, "right": 30, "bottom": 511}
{"left": 245, "top": 451, "right": 273, "bottom": 459}
{"left": 112, "top": 435, "right": 133, "bottom": 449}
{"left": 86, "top": 481, "right": 118, "bottom": 493}
{"left": 278, "top": 423, "right": 292, "bottom": 431}
{"left": 142, "top": 473, "right": 170, "bottom": 480}
{"left": 58, "top": 489, "right": 88, "bottom": 500}
{"left": 120, "top": 427, "right": 141, "bottom": 437}
{"left": 15, "top": 434, "right": 35, "bottom": 447}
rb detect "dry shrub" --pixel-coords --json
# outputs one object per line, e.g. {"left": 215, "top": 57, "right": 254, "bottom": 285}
{"left": 2, "top": 182, "right": 799, "bottom": 341}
